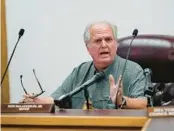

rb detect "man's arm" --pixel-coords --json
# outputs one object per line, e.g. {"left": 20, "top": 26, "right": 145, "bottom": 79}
{"left": 124, "top": 96, "right": 147, "bottom": 109}
{"left": 114, "top": 85, "right": 147, "bottom": 109}
{"left": 21, "top": 68, "right": 77, "bottom": 104}
{"left": 20, "top": 95, "right": 54, "bottom": 104}
{"left": 124, "top": 64, "right": 147, "bottom": 109}
{"left": 109, "top": 64, "right": 148, "bottom": 109}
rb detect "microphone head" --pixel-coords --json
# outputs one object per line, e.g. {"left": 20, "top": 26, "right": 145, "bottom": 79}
{"left": 19, "top": 29, "right": 25, "bottom": 36}
{"left": 132, "top": 29, "right": 138, "bottom": 37}
{"left": 144, "top": 68, "right": 152, "bottom": 75}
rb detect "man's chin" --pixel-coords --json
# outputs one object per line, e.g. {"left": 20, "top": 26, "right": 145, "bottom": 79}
{"left": 99, "top": 58, "right": 113, "bottom": 65}
{"left": 93, "top": 58, "right": 114, "bottom": 70}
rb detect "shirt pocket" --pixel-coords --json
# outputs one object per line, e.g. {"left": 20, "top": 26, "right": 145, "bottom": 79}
{"left": 71, "top": 93, "right": 85, "bottom": 109}
{"left": 92, "top": 94, "right": 110, "bottom": 109}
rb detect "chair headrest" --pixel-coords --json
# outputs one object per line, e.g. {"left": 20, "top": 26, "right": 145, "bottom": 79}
{"left": 117, "top": 35, "right": 174, "bottom": 83}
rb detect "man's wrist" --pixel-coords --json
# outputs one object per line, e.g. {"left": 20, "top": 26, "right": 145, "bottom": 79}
{"left": 118, "top": 96, "right": 127, "bottom": 109}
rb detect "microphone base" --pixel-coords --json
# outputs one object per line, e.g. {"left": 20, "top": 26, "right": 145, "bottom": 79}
{"left": 54, "top": 98, "right": 72, "bottom": 109}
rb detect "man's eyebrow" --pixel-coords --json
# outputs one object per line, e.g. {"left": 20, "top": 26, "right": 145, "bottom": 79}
{"left": 92, "top": 37, "right": 102, "bottom": 40}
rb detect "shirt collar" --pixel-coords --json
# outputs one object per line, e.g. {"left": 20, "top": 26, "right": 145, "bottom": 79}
{"left": 91, "top": 55, "right": 120, "bottom": 77}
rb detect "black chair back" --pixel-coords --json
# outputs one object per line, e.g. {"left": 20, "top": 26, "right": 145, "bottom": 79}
{"left": 117, "top": 35, "right": 174, "bottom": 83}
{"left": 117, "top": 35, "right": 174, "bottom": 106}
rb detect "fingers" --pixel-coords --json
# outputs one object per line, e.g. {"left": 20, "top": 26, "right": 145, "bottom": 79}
{"left": 118, "top": 75, "right": 122, "bottom": 83}
{"left": 23, "top": 93, "right": 32, "bottom": 98}
{"left": 109, "top": 75, "right": 115, "bottom": 88}
{"left": 109, "top": 74, "right": 123, "bottom": 105}
{"left": 116, "top": 75, "right": 122, "bottom": 85}
{"left": 19, "top": 99, "right": 25, "bottom": 104}
{"left": 116, "top": 88, "right": 122, "bottom": 98}
{"left": 109, "top": 75, "right": 123, "bottom": 89}
{"left": 109, "top": 75, "right": 117, "bottom": 103}
{"left": 116, "top": 88, "right": 123, "bottom": 105}
{"left": 20, "top": 93, "right": 36, "bottom": 104}
{"left": 23, "top": 93, "right": 37, "bottom": 99}
{"left": 21, "top": 97, "right": 34, "bottom": 103}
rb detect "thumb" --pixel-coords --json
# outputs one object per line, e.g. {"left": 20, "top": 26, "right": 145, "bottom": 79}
{"left": 109, "top": 74, "right": 115, "bottom": 88}
{"left": 116, "top": 75, "right": 122, "bottom": 85}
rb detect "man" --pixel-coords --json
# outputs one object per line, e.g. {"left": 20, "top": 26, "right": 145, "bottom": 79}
{"left": 22, "top": 21, "right": 147, "bottom": 109}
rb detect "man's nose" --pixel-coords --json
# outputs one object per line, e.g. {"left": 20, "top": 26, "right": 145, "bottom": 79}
{"left": 101, "top": 40, "right": 107, "bottom": 47}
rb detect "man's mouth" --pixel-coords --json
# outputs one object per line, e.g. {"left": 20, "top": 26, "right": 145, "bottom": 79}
{"left": 100, "top": 51, "right": 109, "bottom": 55}
{"left": 100, "top": 52, "right": 110, "bottom": 57}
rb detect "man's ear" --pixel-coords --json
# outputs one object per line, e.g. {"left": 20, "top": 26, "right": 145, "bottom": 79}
{"left": 86, "top": 43, "right": 91, "bottom": 54}
{"left": 86, "top": 47, "right": 91, "bottom": 55}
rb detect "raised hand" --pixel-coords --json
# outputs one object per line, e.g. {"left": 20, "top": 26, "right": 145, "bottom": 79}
{"left": 109, "top": 75, "right": 123, "bottom": 106}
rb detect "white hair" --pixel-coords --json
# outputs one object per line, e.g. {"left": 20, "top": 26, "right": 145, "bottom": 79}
{"left": 83, "top": 21, "right": 117, "bottom": 45}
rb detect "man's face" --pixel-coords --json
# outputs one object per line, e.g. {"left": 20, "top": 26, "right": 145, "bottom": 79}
{"left": 87, "top": 23, "right": 118, "bottom": 69}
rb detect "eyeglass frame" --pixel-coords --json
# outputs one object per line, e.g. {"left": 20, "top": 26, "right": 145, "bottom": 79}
{"left": 20, "top": 69, "right": 45, "bottom": 99}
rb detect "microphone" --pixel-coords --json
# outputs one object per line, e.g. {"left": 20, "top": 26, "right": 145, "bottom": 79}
{"left": 1, "top": 29, "right": 25, "bottom": 85}
{"left": 144, "top": 68, "right": 153, "bottom": 92}
{"left": 120, "top": 29, "right": 138, "bottom": 80}
{"left": 54, "top": 71, "right": 105, "bottom": 108}
{"left": 19, "top": 29, "right": 25, "bottom": 39}
{"left": 116, "top": 29, "right": 138, "bottom": 108}
{"left": 132, "top": 29, "right": 138, "bottom": 37}
{"left": 84, "top": 88, "right": 90, "bottom": 109}
{"left": 144, "top": 68, "right": 154, "bottom": 107}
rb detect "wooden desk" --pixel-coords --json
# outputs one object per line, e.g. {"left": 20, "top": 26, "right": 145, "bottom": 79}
{"left": 1, "top": 109, "right": 148, "bottom": 131}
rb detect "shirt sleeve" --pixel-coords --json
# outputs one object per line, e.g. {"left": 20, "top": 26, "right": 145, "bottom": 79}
{"left": 51, "top": 68, "right": 77, "bottom": 100}
{"left": 128, "top": 65, "right": 147, "bottom": 99}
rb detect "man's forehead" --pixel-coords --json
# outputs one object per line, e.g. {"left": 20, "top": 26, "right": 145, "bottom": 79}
{"left": 90, "top": 24, "right": 113, "bottom": 37}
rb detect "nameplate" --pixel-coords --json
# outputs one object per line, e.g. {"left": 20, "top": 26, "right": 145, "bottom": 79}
{"left": 147, "top": 106, "right": 174, "bottom": 117}
{"left": 1, "top": 104, "right": 55, "bottom": 113}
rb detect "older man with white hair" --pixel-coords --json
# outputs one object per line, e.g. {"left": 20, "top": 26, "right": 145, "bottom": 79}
{"left": 21, "top": 21, "right": 147, "bottom": 109}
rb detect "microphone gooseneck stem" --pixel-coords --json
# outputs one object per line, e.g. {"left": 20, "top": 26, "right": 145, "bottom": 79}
{"left": 116, "top": 29, "right": 138, "bottom": 108}
{"left": 1, "top": 37, "right": 21, "bottom": 85}
{"left": 84, "top": 88, "right": 90, "bottom": 109}
{"left": 55, "top": 72, "right": 105, "bottom": 108}
{"left": 144, "top": 68, "right": 154, "bottom": 107}
{"left": 121, "top": 36, "right": 136, "bottom": 81}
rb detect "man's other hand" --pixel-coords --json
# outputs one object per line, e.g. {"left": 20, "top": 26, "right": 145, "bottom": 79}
{"left": 19, "top": 94, "right": 54, "bottom": 104}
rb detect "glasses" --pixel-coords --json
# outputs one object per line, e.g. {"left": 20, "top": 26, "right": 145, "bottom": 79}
{"left": 20, "top": 69, "right": 45, "bottom": 99}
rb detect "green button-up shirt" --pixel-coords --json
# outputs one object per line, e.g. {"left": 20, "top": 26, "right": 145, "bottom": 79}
{"left": 51, "top": 55, "right": 146, "bottom": 109}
